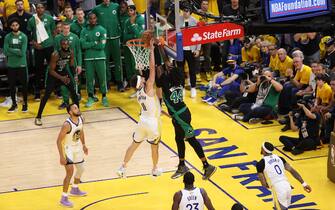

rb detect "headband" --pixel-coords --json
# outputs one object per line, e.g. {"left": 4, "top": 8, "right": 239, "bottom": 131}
{"left": 262, "top": 142, "right": 272, "bottom": 154}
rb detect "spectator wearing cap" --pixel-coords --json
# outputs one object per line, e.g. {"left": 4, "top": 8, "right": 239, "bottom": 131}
{"left": 241, "top": 37, "right": 261, "bottom": 67}
{"left": 177, "top": 7, "right": 201, "bottom": 98}
{"left": 323, "top": 37, "right": 335, "bottom": 72}
{"left": 293, "top": 32, "right": 321, "bottom": 65}
{"left": 7, "top": 0, "right": 32, "bottom": 36}
{"left": 122, "top": 2, "right": 145, "bottom": 85}
{"left": 232, "top": 70, "right": 283, "bottom": 124}
{"left": 202, "top": 55, "right": 244, "bottom": 105}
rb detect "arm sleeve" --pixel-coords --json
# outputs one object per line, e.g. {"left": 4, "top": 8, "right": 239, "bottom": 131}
{"left": 256, "top": 159, "right": 265, "bottom": 173}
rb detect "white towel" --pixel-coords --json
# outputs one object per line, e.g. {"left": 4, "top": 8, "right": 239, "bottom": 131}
{"left": 34, "top": 14, "right": 49, "bottom": 44}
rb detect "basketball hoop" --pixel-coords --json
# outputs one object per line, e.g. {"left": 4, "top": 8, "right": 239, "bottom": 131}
{"left": 126, "top": 39, "right": 150, "bottom": 72}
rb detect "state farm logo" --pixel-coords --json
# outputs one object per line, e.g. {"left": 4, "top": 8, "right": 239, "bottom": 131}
{"left": 191, "top": 33, "right": 202, "bottom": 42}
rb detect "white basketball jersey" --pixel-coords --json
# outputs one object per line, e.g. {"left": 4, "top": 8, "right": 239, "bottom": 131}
{"left": 64, "top": 116, "right": 83, "bottom": 149}
{"left": 263, "top": 154, "right": 288, "bottom": 186}
{"left": 137, "top": 87, "right": 161, "bottom": 119}
{"left": 179, "top": 188, "right": 204, "bottom": 210}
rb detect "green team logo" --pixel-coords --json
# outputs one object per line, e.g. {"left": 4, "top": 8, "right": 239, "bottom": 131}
{"left": 170, "top": 89, "right": 183, "bottom": 104}
{"left": 95, "top": 32, "right": 100, "bottom": 37}
{"left": 112, "top": 10, "right": 116, "bottom": 14}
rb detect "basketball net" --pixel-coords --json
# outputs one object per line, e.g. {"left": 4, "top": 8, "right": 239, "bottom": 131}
{"left": 126, "top": 39, "right": 150, "bottom": 72}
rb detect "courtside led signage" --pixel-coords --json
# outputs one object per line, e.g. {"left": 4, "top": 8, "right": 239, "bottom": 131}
{"left": 265, "top": 0, "right": 332, "bottom": 22}
{"left": 181, "top": 23, "right": 244, "bottom": 46}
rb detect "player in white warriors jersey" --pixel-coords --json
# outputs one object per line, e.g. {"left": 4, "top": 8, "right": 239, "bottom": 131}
{"left": 172, "top": 171, "right": 215, "bottom": 210}
{"left": 57, "top": 103, "right": 88, "bottom": 208}
{"left": 117, "top": 38, "right": 162, "bottom": 178}
{"left": 256, "top": 142, "right": 312, "bottom": 210}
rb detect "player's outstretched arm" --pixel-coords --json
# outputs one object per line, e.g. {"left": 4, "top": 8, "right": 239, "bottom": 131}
{"left": 285, "top": 163, "right": 312, "bottom": 193}
{"left": 57, "top": 122, "right": 71, "bottom": 166}
{"left": 201, "top": 188, "right": 215, "bottom": 210}
{"left": 171, "top": 191, "right": 182, "bottom": 210}
{"left": 145, "top": 38, "right": 156, "bottom": 97}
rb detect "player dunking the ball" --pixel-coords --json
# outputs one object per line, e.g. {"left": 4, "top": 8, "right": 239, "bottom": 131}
{"left": 156, "top": 43, "right": 216, "bottom": 180}
{"left": 57, "top": 104, "right": 88, "bottom": 207}
{"left": 117, "top": 37, "right": 162, "bottom": 177}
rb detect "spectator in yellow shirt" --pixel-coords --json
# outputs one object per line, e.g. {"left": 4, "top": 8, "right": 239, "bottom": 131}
{"left": 291, "top": 56, "right": 312, "bottom": 88}
{"left": 268, "top": 44, "right": 278, "bottom": 70}
{"left": 4, "top": 0, "right": 29, "bottom": 19}
{"left": 241, "top": 37, "right": 261, "bottom": 66}
{"left": 277, "top": 48, "right": 293, "bottom": 77}
{"left": 315, "top": 74, "right": 332, "bottom": 108}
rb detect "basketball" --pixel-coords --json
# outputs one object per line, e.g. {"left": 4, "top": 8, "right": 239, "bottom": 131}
{"left": 141, "top": 30, "right": 153, "bottom": 47}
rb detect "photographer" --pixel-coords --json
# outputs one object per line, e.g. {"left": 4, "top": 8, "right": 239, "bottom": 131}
{"left": 232, "top": 70, "right": 283, "bottom": 124}
{"left": 279, "top": 99, "right": 321, "bottom": 155}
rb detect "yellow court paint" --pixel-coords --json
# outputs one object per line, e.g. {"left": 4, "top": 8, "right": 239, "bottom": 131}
{"left": 0, "top": 88, "right": 334, "bottom": 210}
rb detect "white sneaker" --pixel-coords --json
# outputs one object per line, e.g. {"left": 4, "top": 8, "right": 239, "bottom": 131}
{"left": 152, "top": 168, "right": 163, "bottom": 177}
{"left": 190, "top": 88, "right": 197, "bottom": 98}
{"left": 116, "top": 166, "right": 126, "bottom": 178}
{"left": 0, "top": 97, "right": 12, "bottom": 108}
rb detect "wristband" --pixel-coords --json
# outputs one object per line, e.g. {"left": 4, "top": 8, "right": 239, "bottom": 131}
{"left": 302, "top": 182, "right": 308, "bottom": 187}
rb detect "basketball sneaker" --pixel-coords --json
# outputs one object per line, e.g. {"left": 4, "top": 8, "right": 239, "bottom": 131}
{"left": 22, "top": 104, "right": 28, "bottom": 113}
{"left": 35, "top": 118, "right": 42, "bottom": 126}
{"left": 0, "top": 97, "right": 12, "bottom": 107}
{"left": 248, "top": 118, "right": 262, "bottom": 124}
{"left": 102, "top": 97, "right": 109, "bottom": 107}
{"left": 171, "top": 165, "right": 189, "bottom": 179}
{"left": 152, "top": 168, "right": 163, "bottom": 177}
{"left": 60, "top": 195, "right": 73, "bottom": 208}
{"left": 116, "top": 166, "right": 126, "bottom": 178}
{"left": 202, "top": 95, "right": 212, "bottom": 102}
{"left": 85, "top": 97, "right": 95, "bottom": 108}
{"left": 203, "top": 164, "right": 217, "bottom": 180}
{"left": 190, "top": 88, "right": 197, "bottom": 98}
{"left": 70, "top": 187, "right": 87, "bottom": 196}
{"left": 7, "top": 104, "right": 18, "bottom": 113}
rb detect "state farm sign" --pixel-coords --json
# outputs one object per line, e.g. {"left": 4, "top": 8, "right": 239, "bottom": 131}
{"left": 181, "top": 22, "right": 244, "bottom": 46}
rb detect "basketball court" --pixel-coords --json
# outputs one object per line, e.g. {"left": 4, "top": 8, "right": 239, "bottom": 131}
{"left": 0, "top": 88, "right": 334, "bottom": 209}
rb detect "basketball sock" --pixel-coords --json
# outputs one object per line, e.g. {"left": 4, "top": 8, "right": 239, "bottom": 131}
{"left": 72, "top": 184, "right": 78, "bottom": 188}
{"left": 179, "top": 160, "right": 185, "bottom": 166}
{"left": 62, "top": 192, "right": 68, "bottom": 197}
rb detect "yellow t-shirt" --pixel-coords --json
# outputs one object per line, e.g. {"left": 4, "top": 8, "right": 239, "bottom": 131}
{"left": 277, "top": 56, "right": 293, "bottom": 76}
{"left": 316, "top": 83, "right": 333, "bottom": 104}
{"left": 242, "top": 45, "right": 261, "bottom": 63}
{"left": 4, "top": 0, "right": 30, "bottom": 18}
{"left": 269, "top": 54, "right": 279, "bottom": 70}
{"left": 294, "top": 65, "right": 312, "bottom": 85}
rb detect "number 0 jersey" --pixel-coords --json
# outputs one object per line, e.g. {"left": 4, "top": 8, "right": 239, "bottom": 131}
{"left": 179, "top": 187, "right": 204, "bottom": 210}
{"left": 257, "top": 154, "right": 288, "bottom": 186}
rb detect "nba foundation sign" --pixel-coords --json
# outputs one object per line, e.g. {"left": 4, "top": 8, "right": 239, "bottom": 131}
{"left": 181, "top": 23, "right": 244, "bottom": 46}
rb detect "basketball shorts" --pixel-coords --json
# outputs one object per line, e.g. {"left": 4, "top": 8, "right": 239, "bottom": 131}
{"left": 65, "top": 144, "right": 84, "bottom": 164}
{"left": 273, "top": 181, "right": 292, "bottom": 208}
{"left": 133, "top": 116, "right": 161, "bottom": 145}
